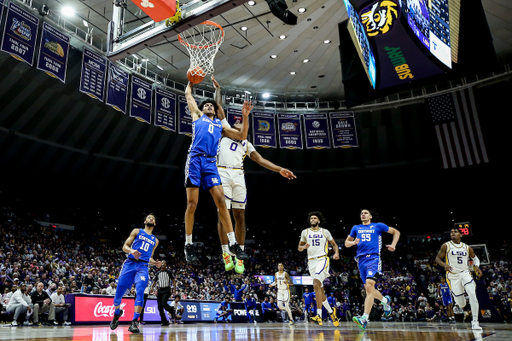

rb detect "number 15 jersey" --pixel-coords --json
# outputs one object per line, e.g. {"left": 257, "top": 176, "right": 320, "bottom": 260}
{"left": 300, "top": 228, "right": 333, "bottom": 259}
{"left": 349, "top": 223, "right": 389, "bottom": 259}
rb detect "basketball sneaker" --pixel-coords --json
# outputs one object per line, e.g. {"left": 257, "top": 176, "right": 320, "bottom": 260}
{"left": 289, "top": 320, "right": 295, "bottom": 326}
{"left": 110, "top": 309, "right": 124, "bottom": 330}
{"left": 310, "top": 315, "right": 323, "bottom": 326}
{"left": 229, "top": 243, "right": 249, "bottom": 261}
{"left": 185, "top": 243, "right": 199, "bottom": 263}
{"left": 382, "top": 295, "right": 392, "bottom": 316}
{"left": 471, "top": 320, "right": 482, "bottom": 330}
{"left": 128, "top": 320, "right": 140, "bottom": 333}
{"left": 352, "top": 316, "right": 367, "bottom": 331}
{"left": 330, "top": 307, "right": 340, "bottom": 327}
{"left": 223, "top": 253, "right": 235, "bottom": 271}
{"left": 234, "top": 257, "right": 245, "bottom": 274}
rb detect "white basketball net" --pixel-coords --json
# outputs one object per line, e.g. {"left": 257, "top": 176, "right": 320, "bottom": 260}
{"left": 178, "top": 21, "right": 224, "bottom": 76}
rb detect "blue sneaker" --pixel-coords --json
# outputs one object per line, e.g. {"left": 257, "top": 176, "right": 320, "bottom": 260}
{"left": 352, "top": 316, "right": 367, "bottom": 331}
{"left": 382, "top": 295, "right": 392, "bottom": 316}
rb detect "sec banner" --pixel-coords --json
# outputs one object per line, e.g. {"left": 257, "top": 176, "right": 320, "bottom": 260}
{"left": 0, "top": 2, "right": 40, "bottom": 66}
{"left": 154, "top": 87, "right": 176, "bottom": 131}
{"left": 129, "top": 76, "right": 153, "bottom": 124}
{"left": 36, "top": 22, "right": 70, "bottom": 83}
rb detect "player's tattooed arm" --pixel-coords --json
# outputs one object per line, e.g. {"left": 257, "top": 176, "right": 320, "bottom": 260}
{"left": 285, "top": 272, "right": 293, "bottom": 285}
{"left": 435, "top": 243, "right": 452, "bottom": 272}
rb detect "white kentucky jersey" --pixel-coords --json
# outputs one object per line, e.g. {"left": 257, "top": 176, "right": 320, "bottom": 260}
{"left": 275, "top": 272, "right": 288, "bottom": 291}
{"left": 217, "top": 137, "right": 256, "bottom": 169}
{"left": 445, "top": 241, "right": 470, "bottom": 273}
{"left": 300, "top": 227, "right": 333, "bottom": 259}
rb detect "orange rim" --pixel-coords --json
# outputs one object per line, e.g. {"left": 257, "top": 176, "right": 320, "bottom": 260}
{"left": 178, "top": 21, "right": 224, "bottom": 49}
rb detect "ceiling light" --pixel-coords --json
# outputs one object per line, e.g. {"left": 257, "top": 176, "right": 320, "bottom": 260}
{"left": 262, "top": 93, "right": 270, "bottom": 99}
{"left": 248, "top": 0, "right": 256, "bottom": 5}
{"left": 61, "top": 6, "right": 75, "bottom": 17}
{"left": 240, "top": 26, "right": 248, "bottom": 31}
{"left": 83, "top": 20, "right": 89, "bottom": 27}
{"left": 279, "top": 34, "right": 287, "bottom": 39}
{"left": 323, "top": 39, "right": 331, "bottom": 44}
{"left": 298, "top": 7, "right": 306, "bottom": 13}
{"left": 303, "top": 59, "right": 310, "bottom": 63}
{"left": 270, "top": 54, "right": 278, "bottom": 59}
{"left": 156, "top": 65, "right": 163, "bottom": 70}
{"left": 290, "top": 71, "right": 296, "bottom": 75}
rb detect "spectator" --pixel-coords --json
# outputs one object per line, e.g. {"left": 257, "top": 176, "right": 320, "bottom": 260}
{"left": 31, "top": 282, "right": 55, "bottom": 326}
{"left": 50, "top": 286, "right": 71, "bottom": 325}
{"left": 6, "top": 283, "right": 32, "bottom": 326}
{"left": 170, "top": 295, "right": 184, "bottom": 324}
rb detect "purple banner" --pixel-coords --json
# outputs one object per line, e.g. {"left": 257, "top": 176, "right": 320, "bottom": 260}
{"left": 0, "top": 2, "right": 39, "bottom": 66}
{"left": 251, "top": 112, "right": 277, "bottom": 148}
{"left": 106, "top": 63, "right": 129, "bottom": 114}
{"left": 303, "top": 113, "right": 331, "bottom": 149}
{"left": 227, "top": 107, "right": 243, "bottom": 127}
{"left": 329, "top": 112, "right": 358, "bottom": 148}
{"left": 178, "top": 95, "right": 198, "bottom": 136}
{"left": 129, "top": 76, "right": 153, "bottom": 124}
{"left": 36, "top": 22, "right": 70, "bottom": 83}
{"left": 79, "top": 47, "right": 107, "bottom": 102}
{"left": 154, "top": 87, "right": 176, "bottom": 131}
{"left": 277, "top": 113, "right": 303, "bottom": 149}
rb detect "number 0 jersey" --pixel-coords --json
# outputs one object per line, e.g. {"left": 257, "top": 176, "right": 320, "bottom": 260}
{"left": 128, "top": 229, "right": 156, "bottom": 262}
{"left": 349, "top": 222, "right": 389, "bottom": 259}
{"left": 217, "top": 137, "right": 256, "bottom": 169}
{"left": 300, "top": 227, "right": 333, "bottom": 259}
{"left": 188, "top": 115, "right": 223, "bottom": 157}
{"left": 444, "top": 241, "right": 470, "bottom": 273}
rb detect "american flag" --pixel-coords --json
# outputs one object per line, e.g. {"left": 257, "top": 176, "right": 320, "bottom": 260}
{"left": 427, "top": 88, "right": 489, "bottom": 169}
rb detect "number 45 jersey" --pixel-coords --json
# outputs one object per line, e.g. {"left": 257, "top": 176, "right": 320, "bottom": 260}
{"left": 349, "top": 223, "right": 389, "bottom": 260}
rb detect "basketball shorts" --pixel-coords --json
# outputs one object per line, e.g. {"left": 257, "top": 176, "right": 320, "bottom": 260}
{"left": 118, "top": 259, "right": 149, "bottom": 289}
{"left": 218, "top": 168, "right": 247, "bottom": 209}
{"left": 442, "top": 294, "right": 453, "bottom": 306}
{"left": 446, "top": 270, "right": 474, "bottom": 297}
{"left": 185, "top": 154, "right": 222, "bottom": 190}
{"left": 357, "top": 254, "right": 381, "bottom": 284}
{"left": 308, "top": 256, "right": 330, "bottom": 287}
{"left": 277, "top": 289, "right": 290, "bottom": 303}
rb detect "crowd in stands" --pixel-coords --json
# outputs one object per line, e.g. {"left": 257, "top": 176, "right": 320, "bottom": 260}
{"left": 0, "top": 199, "right": 511, "bottom": 326}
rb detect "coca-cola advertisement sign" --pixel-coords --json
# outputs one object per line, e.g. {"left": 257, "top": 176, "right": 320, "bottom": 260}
{"left": 74, "top": 296, "right": 134, "bottom": 322}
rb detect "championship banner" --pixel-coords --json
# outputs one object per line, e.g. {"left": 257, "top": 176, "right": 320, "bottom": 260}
{"left": 129, "top": 76, "right": 153, "bottom": 124}
{"left": 79, "top": 47, "right": 107, "bottom": 102}
{"left": 251, "top": 111, "right": 277, "bottom": 148}
{"left": 178, "top": 95, "right": 198, "bottom": 136}
{"left": 0, "top": 2, "right": 40, "bottom": 66}
{"left": 36, "top": 22, "right": 70, "bottom": 83}
{"left": 303, "top": 113, "right": 331, "bottom": 149}
{"left": 329, "top": 112, "right": 359, "bottom": 148}
{"left": 227, "top": 107, "right": 243, "bottom": 127}
{"left": 277, "top": 113, "right": 303, "bottom": 149}
{"left": 154, "top": 87, "right": 176, "bottom": 131}
{"left": 106, "top": 62, "right": 129, "bottom": 114}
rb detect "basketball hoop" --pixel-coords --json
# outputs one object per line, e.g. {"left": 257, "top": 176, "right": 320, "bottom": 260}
{"left": 178, "top": 21, "right": 224, "bottom": 77}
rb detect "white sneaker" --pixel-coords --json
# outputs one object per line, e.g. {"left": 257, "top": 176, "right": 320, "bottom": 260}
{"left": 471, "top": 321, "right": 482, "bottom": 330}
{"left": 11, "top": 321, "right": 18, "bottom": 327}
{"left": 63, "top": 321, "right": 72, "bottom": 326}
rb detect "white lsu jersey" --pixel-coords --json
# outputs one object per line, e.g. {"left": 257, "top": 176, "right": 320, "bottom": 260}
{"left": 445, "top": 241, "right": 471, "bottom": 274}
{"left": 217, "top": 137, "right": 256, "bottom": 169}
{"left": 275, "top": 272, "right": 288, "bottom": 291}
{"left": 300, "top": 228, "right": 333, "bottom": 259}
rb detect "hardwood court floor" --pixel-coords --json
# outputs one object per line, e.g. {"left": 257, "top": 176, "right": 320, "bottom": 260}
{"left": 1, "top": 321, "right": 510, "bottom": 341}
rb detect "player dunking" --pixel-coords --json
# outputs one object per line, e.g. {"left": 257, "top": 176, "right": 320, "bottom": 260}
{"left": 438, "top": 277, "right": 455, "bottom": 323}
{"left": 345, "top": 209, "right": 400, "bottom": 331}
{"left": 269, "top": 263, "right": 295, "bottom": 325}
{"left": 298, "top": 211, "right": 340, "bottom": 327}
{"left": 211, "top": 76, "right": 296, "bottom": 273}
{"left": 110, "top": 214, "right": 162, "bottom": 333}
{"left": 183, "top": 80, "right": 253, "bottom": 263}
{"left": 435, "top": 228, "right": 483, "bottom": 330}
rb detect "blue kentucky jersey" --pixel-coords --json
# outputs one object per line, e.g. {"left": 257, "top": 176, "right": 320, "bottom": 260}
{"left": 303, "top": 292, "right": 313, "bottom": 305}
{"left": 440, "top": 283, "right": 451, "bottom": 297}
{"left": 350, "top": 222, "right": 389, "bottom": 259}
{"left": 129, "top": 229, "right": 156, "bottom": 262}
{"left": 244, "top": 297, "right": 256, "bottom": 308}
{"left": 188, "top": 115, "right": 223, "bottom": 157}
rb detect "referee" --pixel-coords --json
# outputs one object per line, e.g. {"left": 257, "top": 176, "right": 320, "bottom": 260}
{"left": 150, "top": 261, "right": 176, "bottom": 326}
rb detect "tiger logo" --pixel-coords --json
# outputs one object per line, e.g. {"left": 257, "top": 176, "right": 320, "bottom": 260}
{"left": 360, "top": 0, "right": 400, "bottom": 37}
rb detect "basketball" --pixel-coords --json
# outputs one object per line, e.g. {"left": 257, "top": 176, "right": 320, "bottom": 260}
{"left": 187, "top": 66, "right": 205, "bottom": 84}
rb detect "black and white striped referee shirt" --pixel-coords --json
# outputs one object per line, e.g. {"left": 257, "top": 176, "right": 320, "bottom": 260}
{"left": 154, "top": 269, "right": 174, "bottom": 289}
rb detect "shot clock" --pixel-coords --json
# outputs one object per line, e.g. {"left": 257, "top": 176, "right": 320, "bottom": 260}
{"left": 455, "top": 222, "right": 473, "bottom": 237}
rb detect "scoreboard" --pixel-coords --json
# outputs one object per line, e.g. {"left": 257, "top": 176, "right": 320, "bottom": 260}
{"left": 454, "top": 222, "right": 473, "bottom": 237}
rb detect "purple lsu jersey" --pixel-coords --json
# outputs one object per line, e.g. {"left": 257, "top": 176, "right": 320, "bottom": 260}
{"left": 188, "top": 115, "right": 223, "bottom": 157}
{"left": 349, "top": 222, "right": 389, "bottom": 259}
